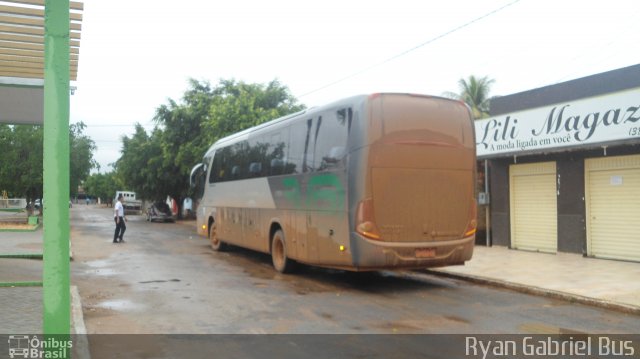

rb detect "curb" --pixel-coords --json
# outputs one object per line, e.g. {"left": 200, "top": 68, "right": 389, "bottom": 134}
{"left": 71, "top": 285, "right": 91, "bottom": 359}
{"left": 71, "top": 285, "right": 87, "bottom": 335}
{"left": 0, "top": 223, "right": 40, "bottom": 232}
{"left": 0, "top": 250, "right": 73, "bottom": 260}
{"left": 0, "top": 253, "right": 43, "bottom": 259}
{"left": 424, "top": 269, "right": 640, "bottom": 315}
{"left": 0, "top": 281, "right": 42, "bottom": 287}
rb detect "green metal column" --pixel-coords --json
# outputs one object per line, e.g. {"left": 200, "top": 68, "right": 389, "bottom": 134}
{"left": 43, "top": 0, "right": 70, "bottom": 334}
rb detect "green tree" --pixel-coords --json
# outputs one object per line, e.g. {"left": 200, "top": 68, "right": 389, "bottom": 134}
{"left": 115, "top": 124, "right": 165, "bottom": 201}
{"left": 0, "top": 125, "right": 43, "bottom": 204}
{"left": 83, "top": 171, "right": 121, "bottom": 204}
{"left": 69, "top": 122, "right": 98, "bottom": 197}
{"left": 205, "top": 79, "right": 305, "bottom": 143}
{"left": 0, "top": 122, "right": 96, "bottom": 204}
{"left": 443, "top": 75, "right": 495, "bottom": 119}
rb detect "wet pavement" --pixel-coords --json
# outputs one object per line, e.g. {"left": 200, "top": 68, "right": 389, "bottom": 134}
{"left": 1, "top": 204, "right": 640, "bottom": 339}
{"left": 67, "top": 206, "right": 640, "bottom": 336}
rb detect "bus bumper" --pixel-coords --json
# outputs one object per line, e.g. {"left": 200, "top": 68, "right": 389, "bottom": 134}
{"left": 349, "top": 233, "right": 475, "bottom": 270}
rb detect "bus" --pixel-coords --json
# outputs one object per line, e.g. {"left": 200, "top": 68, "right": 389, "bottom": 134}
{"left": 190, "top": 93, "right": 477, "bottom": 273}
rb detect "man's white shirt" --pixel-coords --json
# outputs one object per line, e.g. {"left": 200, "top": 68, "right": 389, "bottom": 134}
{"left": 114, "top": 201, "right": 124, "bottom": 217}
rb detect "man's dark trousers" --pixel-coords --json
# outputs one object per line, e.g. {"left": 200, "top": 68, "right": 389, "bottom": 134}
{"left": 114, "top": 216, "right": 126, "bottom": 242}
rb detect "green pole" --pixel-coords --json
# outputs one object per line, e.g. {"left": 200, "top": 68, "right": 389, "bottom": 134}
{"left": 43, "top": 0, "right": 70, "bottom": 335}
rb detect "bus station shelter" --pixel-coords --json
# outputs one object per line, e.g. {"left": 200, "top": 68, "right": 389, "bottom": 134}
{"left": 0, "top": 0, "right": 83, "bottom": 335}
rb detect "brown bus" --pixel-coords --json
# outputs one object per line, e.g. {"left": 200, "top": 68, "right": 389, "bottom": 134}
{"left": 190, "top": 93, "right": 477, "bottom": 273}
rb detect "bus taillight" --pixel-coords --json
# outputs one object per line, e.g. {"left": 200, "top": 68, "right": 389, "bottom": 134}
{"left": 356, "top": 198, "right": 382, "bottom": 240}
{"left": 463, "top": 199, "right": 478, "bottom": 237}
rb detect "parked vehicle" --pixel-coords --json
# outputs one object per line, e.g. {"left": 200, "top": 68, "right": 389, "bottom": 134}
{"left": 146, "top": 201, "right": 175, "bottom": 222}
{"left": 114, "top": 191, "right": 142, "bottom": 213}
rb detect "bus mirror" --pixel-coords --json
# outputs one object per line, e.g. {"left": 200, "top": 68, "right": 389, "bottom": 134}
{"left": 189, "top": 163, "right": 205, "bottom": 188}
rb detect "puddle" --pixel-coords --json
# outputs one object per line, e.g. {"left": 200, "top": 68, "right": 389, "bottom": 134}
{"left": 139, "top": 279, "right": 181, "bottom": 284}
{"left": 86, "top": 259, "right": 111, "bottom": 268}
{"left": 96, "top": 299, "right": 145, "bottom": 311}
{"left": 87, "top": 268, "right": 117, "bottom": 276}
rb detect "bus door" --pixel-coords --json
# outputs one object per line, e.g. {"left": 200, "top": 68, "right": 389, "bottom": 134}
{"left": 276, "top": 117, "right": 316, "bottom": 263}
{"left": 306, "top": 108, "right": 350, "bottom": 265}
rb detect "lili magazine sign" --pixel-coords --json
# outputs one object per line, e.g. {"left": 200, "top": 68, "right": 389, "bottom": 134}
{"left": 475, "top": 88, "right": 640, "bottom": 158}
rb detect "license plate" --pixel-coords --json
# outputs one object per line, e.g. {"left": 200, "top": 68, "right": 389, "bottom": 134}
{"left": 415, "top": 247, "right": 436, "bottom": 258}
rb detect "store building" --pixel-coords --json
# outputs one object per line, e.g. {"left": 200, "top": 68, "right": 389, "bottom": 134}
{"left": 477, "top": 64, "right": 640, "bottom": 262}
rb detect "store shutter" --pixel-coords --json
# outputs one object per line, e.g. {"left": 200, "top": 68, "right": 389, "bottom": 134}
{"left": 509, "top": 162, "right": 557, "bottom": 253}
{"left": 586, "top": 154, "right": 640, "bottom": 262}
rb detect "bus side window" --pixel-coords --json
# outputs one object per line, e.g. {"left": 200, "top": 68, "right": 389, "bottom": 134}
{"left": 313, "top": 108, "right": 349, "bottom": 171}
{"left": 288, "top": 119, "right": 313, "bottom": 174}
{"left": 248, "top": 162, "right": 262, "bottom": 177}
{"left": 210, "top": 147, "right": 231, "bottom": 183}
{"left": 231, "top": 165, "right": 240, "bottom": 179}
{"left": 208, "top": 154, "right": 218, "bottom": 183}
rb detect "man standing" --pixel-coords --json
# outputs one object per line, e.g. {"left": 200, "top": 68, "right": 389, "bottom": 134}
{"left": 113, "top": 194, "right": 127, "bottom": 243}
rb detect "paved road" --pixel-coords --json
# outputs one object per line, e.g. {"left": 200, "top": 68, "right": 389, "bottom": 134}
{"left": 70, "top": 205, "right": 640, "bottom": 334}
{"left": 70, "top": 205, "right": 640, "bottom": 356}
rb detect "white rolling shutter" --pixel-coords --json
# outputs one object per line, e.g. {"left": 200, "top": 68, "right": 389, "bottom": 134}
{"left": 586, "top": 154, "right": 640, "bottom": 262}
{"left": 509, "top": 162, "right": 557, "bottom": 253}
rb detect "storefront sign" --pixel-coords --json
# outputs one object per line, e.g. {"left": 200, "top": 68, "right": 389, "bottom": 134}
{"left": 475, "top": 88, "right": 640, "bottom": 157}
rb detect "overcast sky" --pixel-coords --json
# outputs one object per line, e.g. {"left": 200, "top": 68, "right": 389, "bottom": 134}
{"left": 70, "top": 0, "right": 640, "bottom": 172}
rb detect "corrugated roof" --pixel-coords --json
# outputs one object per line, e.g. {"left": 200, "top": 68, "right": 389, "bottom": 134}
{"left": 0, "top": 0, "right": 82, "bottom": 80}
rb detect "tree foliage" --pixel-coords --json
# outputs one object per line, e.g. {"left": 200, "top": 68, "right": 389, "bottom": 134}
{"left": 0, "top": 124, "right": 43, "bottom": 203}
{"left": 83, "top": 171, "right": 121, "bottom": 204}
{"left": 0, "top": 122, "right": 96, "bottom": 203}
{"left": 69, "top": 122, "right": 98, "bottom": 197}
{"left": 443, "top": 75, "right": 495, "bottom": 119}
{"left": 114, "top": 78, "right": 305, "bottom": 215}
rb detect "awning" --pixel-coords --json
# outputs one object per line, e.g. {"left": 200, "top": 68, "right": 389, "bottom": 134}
{"left": 0, "top": 0, "right": 83, "bottom": 125}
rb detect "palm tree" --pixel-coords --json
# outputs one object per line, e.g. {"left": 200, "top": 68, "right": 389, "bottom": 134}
{"left": 443, "top": 75, "right": 495, "bottom": 119}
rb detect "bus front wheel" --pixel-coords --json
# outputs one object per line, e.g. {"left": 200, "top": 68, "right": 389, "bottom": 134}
{"left": 209, "top": 222, "right": 227, "bottom": 251}
{"left": 271, "top": 229, "right": 295, "bottom": 274}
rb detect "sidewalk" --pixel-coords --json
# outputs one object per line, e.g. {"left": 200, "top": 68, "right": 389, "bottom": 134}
{"left": 431, "top": 245, "right": 640, "bottom": 314}
{"left": 0, "top": 227, "right": 85, "bottom": 336}
{"left": 0, "top": 227, "right": 43, "bottom": 258}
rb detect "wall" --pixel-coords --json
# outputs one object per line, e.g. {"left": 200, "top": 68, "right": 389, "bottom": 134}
{"left": 488, "top": 144, "right": 640, "bottom": 253}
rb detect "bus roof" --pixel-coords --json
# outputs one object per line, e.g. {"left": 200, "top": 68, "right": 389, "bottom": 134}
{"left": 202, "top": 93, "right": 464, "bottom": 158}
{"left": 203, "top": 94, "right": 369, "bottom": 157}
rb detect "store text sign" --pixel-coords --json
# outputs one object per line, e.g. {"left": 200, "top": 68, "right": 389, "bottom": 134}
{"left": 475, "top": 88, "right": 640, "bottom": 157}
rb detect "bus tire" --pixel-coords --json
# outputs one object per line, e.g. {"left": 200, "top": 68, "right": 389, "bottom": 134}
{"left": 209, "top": 222, "right": 227, "bottom": 251}
{"left": 271, "top": 229, "right": 295, "bottom": 274}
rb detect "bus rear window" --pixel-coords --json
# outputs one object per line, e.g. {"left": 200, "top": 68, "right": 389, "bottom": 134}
{"left": 381, "top": 95, "right": 472, "bottom": 146}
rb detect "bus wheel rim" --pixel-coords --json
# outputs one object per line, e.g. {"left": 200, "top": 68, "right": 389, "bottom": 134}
{"left": 210, "top": 224, "right": 218, "bottom": 245}
{"left": 274, "top": 235, "right": 284, "bottom": 268}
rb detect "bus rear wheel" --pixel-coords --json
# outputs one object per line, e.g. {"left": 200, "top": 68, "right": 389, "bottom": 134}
{"left": 209, "top": 222, "right": 227, "bottom": 251}
{"left": 271, "top": 229, "right": 295, "bottom": 273}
